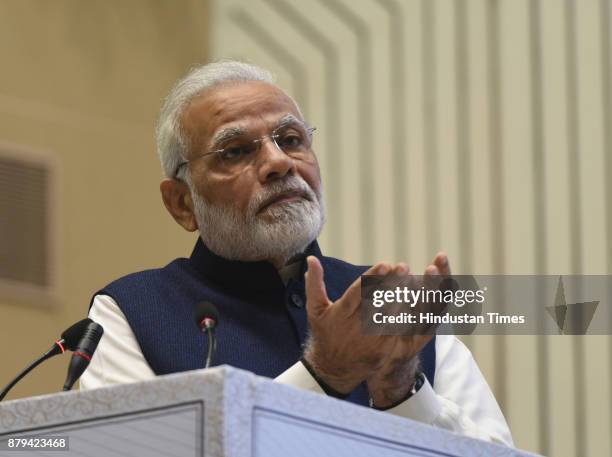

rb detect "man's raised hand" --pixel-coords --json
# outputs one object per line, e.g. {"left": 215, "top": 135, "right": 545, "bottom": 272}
{"left": 367, "top": 252, "right": 451, "bottom": 408}
{"left": 303, "top": 257, "right": 410, "bottom": 394}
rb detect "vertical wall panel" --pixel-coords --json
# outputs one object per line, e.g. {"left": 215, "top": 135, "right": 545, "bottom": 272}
{"left": 497, "top": 1, "right": 540, "bottom": 450}
{"left": 463, "top": 0, "right": 496, "bottom": 388}
{"left": 528, "top": 0, "right": 550, "bottom": 453}
{"left": 575, "top": 2, "right": 611, "bottom": 457}
{"left": 349, "top": 1, "right": 396, "bottom": 262}
{"left": 603, "top": 2, "right": 612, "bottom": 454}
{"left": 211, "top": 1, "right": 612, "bottom": 455}
{"left": 435, "top": 1, "right": 461, "bottom": 268}
{"left": 576, "top": 0, "right": 606, "bottom": 277}
{"left": 403, "top": 0, "right": 429, "bottom": 270}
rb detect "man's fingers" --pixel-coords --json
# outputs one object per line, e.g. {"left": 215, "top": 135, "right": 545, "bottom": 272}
{"left": 423, "top": 264, "right": 442, "bottom": 290}
{"left": 366, "top": 262, "right": 393, "bottom": 276}
{"left": 422, "top": 264, "right": 449, "bottom": 326}
{"left": 341, "top": 262, "right": 392, "bottom": 312}
{"left": 305, "top": 256, "right": 331, "bottom": 317}
{"left": 433, "top": 252, "right": 451, "bottom": 276}
{"left": 393, "top": 262, "right": 410, "bottom": 276}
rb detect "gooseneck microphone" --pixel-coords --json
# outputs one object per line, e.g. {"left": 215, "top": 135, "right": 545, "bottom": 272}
{"left": 0, "top": 318, "right": 93, "bottom": 401}
{"left": 194, "top": 302, "right": 219, "bottom": 369}
{"left": 62, "top": 321, "right": 104, "bottom": 391}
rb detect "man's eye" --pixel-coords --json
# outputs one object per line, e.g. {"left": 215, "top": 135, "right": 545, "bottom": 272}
{"left": 219, "top": 145, "right": 248, "bottom": 160}
{"left": 277, "top": 134, "right": 303, "bottom": 150}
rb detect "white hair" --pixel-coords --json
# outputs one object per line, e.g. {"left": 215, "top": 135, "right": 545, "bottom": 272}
{"left": 155, "top": 60, "right": 274, "bottom": 179}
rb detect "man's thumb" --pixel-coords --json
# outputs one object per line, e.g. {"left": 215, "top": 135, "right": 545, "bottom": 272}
{"left": 305, "top": 256, "right": 331, "bottom": 316}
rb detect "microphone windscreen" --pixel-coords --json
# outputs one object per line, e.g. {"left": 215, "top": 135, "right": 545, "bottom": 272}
{"left": 61, "top": 318, "right": 93, "bottom": 350}
{"left": 77, "top": 321, "right": 104, "bottom": 355}
{"left": 194, "top": 302, "right": 219, "bottom": 329}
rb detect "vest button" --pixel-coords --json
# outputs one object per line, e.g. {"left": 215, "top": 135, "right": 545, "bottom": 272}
{"left": 291, "top": 293, "right": 304, "bottom": 308}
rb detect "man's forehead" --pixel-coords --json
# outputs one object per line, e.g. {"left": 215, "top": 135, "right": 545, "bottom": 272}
{"left": 181, "top": 81, "right": 302, "bottom": 144}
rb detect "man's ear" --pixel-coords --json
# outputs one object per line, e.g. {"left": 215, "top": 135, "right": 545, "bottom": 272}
{"left": 160, "top": 178, "right": 198, "bottom": 232}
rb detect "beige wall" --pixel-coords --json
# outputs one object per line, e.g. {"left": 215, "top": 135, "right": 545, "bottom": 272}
{"left": 0, "top": 1, "right": 208, "bottom": 400}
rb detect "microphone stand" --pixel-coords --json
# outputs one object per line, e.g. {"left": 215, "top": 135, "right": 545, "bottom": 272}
{"left": 0, "top": 342, "right": 64, "bottom": 402}
{"left": 205, "top": 328, "right": 216, "bottom": 369}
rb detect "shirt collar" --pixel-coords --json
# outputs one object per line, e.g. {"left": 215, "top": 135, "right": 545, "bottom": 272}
{"left": 188, "top": 237, "right": 322, "bottom": 293}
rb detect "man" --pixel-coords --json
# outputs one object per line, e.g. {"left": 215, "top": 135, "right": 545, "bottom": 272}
{"left": 81, "top": 61, "right": 512, "bottom": 446}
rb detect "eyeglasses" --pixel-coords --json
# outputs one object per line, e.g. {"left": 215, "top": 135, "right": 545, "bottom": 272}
{"left": 174, "top": 124, "right": 316, "bottom": 178}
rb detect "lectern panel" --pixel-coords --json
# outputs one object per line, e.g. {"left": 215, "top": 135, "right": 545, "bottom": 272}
{"left": 0, "top": 402, "right": 204, "bottom": 457}
{"left": 253, "top": 408, "right": 456, "bottom": 457}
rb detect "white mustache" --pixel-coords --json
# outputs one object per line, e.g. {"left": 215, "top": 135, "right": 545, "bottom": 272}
{"left": 250, "top": 176, "right": 318, "bottom": 215}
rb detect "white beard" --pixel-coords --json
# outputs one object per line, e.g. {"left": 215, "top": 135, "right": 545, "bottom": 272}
{"left": 191, "top": 175, "right": 325, "bottom": 263}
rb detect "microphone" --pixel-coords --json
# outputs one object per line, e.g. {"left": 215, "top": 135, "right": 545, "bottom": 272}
{"left": 60, "top": 318, "right": 95, "bottom": 351}
{"left": 194, "top": 302, "right": 219, "bottom": 369}
{"left": 62, "top": 321, "right": 104, "bottom": 391}
{"left": 0, "top": 318, "right": 93, "bottom": 401}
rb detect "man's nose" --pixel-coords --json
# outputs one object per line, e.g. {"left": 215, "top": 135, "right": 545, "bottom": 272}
{"left": 257, "top": 138, "right": 295, "bottom": 182}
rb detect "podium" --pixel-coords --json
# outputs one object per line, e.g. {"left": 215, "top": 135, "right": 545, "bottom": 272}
{"left": 0, "top": 366, "right": 536, "bottom": 456}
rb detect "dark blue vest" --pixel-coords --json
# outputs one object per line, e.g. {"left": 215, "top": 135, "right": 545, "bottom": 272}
{"left": 95, "top": 238, "right": 436, "bottom": 407}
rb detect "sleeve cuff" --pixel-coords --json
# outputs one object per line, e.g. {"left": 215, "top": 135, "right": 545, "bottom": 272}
{"left": 273, "top": 361, "right": 326, "bottom": 395}
{"left": 383, "top": 376, "right": 442, "bottom": 424}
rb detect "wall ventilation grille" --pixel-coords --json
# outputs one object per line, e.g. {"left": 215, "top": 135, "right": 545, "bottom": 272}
{"left": 0, "top": 147, "right": 56, "bottom": 303}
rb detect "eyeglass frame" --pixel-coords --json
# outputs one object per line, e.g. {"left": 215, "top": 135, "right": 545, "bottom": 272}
{"left": 173, "top": 123, "right": 317, "bottom": 179}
